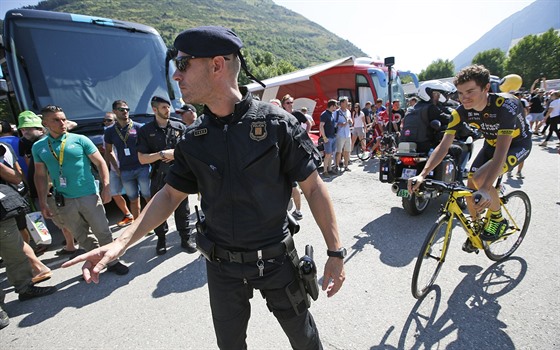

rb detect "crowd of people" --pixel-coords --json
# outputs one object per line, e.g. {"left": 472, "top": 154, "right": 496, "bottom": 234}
{"left": 0, "top": 96, "right": 203, "bottom": 329}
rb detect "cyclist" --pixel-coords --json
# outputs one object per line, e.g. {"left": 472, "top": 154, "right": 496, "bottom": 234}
{"left": 408, "top": 65, "right": 532, "bottom": 243}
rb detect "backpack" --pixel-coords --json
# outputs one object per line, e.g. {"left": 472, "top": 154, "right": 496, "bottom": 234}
{"left": 0, "top": 183, "right": 29, "bottom": 221}
{"left": 400, "top": 103, "right": 431, "bottom": 144}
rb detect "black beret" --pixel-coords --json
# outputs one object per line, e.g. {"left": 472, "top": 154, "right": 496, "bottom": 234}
{"left": 151, "top": 95, "right": 170, "bottom": 105}
{"left": 174, "top": 26, "right": 243, "bottom": 57}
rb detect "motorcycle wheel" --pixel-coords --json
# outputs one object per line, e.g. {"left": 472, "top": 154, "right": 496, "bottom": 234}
{"left": 402, "top": 193, "right": 430, "bottom": 216}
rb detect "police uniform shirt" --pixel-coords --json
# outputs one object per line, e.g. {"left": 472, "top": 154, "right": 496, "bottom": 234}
{"left": 166, "top": 93, "right": 320, "bottom": 251}
{"left": 136, "top": 118, "right": 186, "bottom": 156}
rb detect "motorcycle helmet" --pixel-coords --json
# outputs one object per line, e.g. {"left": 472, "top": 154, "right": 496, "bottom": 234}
{"left": 499, "top": 74, "right": 522, "bottom": 92}
{"left": 418, "top": 80, "right": 447, "bottom": 103}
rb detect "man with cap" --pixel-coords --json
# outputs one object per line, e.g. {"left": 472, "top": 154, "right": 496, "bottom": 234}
{"left": 176, "top": 103, "right": 198, "bottom": 126}
{"left": 65, "top": 25, "right": 345, "bottom": 350}
{"left": 136, "top": 96, "right": 195, "bottom": 255}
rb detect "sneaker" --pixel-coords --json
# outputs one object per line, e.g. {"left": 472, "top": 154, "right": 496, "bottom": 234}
{"left": 180, "top": 233, "right": 197, "bottom": 254}
{"left": 291, "top": 210, "right": 303, "bottom": 221}
{"left": 481, "top": 217, "right": 509, "bottom": 241}
{"left": 461, "top": 238, "right": 478, "bottom": 253}
{"left": 18, "top": 285, "right": 57, "bottom": 301}
{"left": 516, "top": 172, "right": 525, "bottom": 179}
{"left": 539, "top": 141, "right": 547, "bottom": 147}
{"left": 344, "top": 167, "right": 351, "bottom": 172}
{"left": 117, "top": 215, "right": 134, "bottom": 227}
{"left": 0, "top": 305, "right": 9, "bottom": 329}
{"left": 106, "top": 261, "right": 129, "bottom": 275}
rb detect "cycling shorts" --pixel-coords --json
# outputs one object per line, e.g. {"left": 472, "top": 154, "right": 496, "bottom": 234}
{"left": 469, "top": 137, "right": 532, "bottom": 176}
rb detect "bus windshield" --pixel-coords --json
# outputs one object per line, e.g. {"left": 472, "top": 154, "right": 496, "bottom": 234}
{"left": 4, "top": 15, "right": 169, "bottom": 125}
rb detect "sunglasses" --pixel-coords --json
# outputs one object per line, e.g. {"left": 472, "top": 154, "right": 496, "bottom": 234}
{"left": 284, "top": 101, "right": 294, "bottom": 105}
{"left": 173, "top": 55, "right": 231, "bottom": 72}
{"left": 116, "top": 107, "right": 130, "bottom": 112}
{"left": 103, "top": 119, "right": 113, "bottom": 123}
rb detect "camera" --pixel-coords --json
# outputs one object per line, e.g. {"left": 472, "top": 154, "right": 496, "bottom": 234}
{"left": 55, "top": 191, "right": 65, "bottom": 207}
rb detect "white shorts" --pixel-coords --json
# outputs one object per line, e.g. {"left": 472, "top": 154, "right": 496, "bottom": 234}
{"left": 336, "top": 137, "right": 352, "bottom": 153}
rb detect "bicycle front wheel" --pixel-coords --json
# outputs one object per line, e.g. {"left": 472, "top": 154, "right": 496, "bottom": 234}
{"left": 411, "top": 215, "right": 452, "bottom": 299}
{"left": 357, "top": 146, "right": 372, "bottom": 161}
{"left": 484, "top": 190, "right": 531, "bottom": 261}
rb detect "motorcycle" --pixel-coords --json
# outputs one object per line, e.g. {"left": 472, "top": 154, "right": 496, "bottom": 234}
{"left": 379, "top": 136, "right": 474, "bottom": 216}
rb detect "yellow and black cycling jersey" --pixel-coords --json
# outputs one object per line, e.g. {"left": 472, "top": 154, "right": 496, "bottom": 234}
{"left": 445, "top": 93, "right": 531, "bottom": 147}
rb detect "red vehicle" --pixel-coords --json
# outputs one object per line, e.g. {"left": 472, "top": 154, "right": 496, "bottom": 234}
{"left": 246, "top": 56, "right": 418, "bottom": 131}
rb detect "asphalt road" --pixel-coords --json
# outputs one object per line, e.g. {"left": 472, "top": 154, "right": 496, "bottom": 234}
{"left": 1, "top": 135, "right": 559, "bottom": 349}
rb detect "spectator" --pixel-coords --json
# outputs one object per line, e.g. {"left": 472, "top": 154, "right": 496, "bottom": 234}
{"left": 1, "top": 149, "right": 57, "bottom": 327}
{"left": 300, "top": 106, "right": 315, "bottom": 133}
{"left": 390, "top": 100, "right": 406, "bottom": 133}
{"left": 17, "top": 111, "right": 78, "bottom": 256}
{"left": 407, "top": 96, "right": 418, "bottom": 113}
{"left": 33, "top": 105, "right": 129, "bottom": 275}
{"left": 361, "top": 101, "right": 373, "bottom": 125}
{"left": 319, "top": 99, "right": 339, "bottom": 176}
{"left": 539, "top": 91, "right": 560, "bottom": 147}
{"left": 102, "top": 112, "right": 134, "bottom": 228}
{"left": 176, "top": 104, "right": 198, "bottom": 126}
{"left": 281, "top": 94, "right": 306, "bottom": 220}
{"left": 0, "top": 120, "right": 27, "bottom": 177}
{"left": 105, "top": 100, "right": 151, "bottom": 223}
{"left": 334, "top": 96, "right": 352, "bottom": 172}
{"left": 269, "top": 98, "right": 281, "bottom": 107}
{"left": 0, "top": 142, "right": 52, "bottom": 284}
{"left": 137, "top": 96, "right": 195, "bottom": 255}
{"left": 64, "top": 25, "right": 345, "bottom": 349}
{"left": 527, "top": 87, "right": 546, "bottom": 135}
{"left": 351, "top": 102, "right": 366, "bottom": 153}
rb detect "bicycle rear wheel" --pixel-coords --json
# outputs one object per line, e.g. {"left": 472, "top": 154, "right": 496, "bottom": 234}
{"left": 411, "top": 215, "right": 452, "bottom": 299}
{"left": 484, "top": 190, "right": 531, "bottom": 261}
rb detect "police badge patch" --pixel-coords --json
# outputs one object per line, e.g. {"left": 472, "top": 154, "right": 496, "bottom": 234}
{"left": 250, "top": 121, "right": 267, "bottom": 141}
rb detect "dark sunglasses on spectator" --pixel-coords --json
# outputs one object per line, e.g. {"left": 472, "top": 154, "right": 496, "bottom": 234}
{"left": 174, "top": 55, "right": 230, "bottom": 72}
{"left": 285, "top": 101, "right": 293, "bottom": 105}
{"left": 116, "top": 107, "right": 129, "bottom": 112}
{"left": 103, "top": 119, "right": 113, "bottom": 123}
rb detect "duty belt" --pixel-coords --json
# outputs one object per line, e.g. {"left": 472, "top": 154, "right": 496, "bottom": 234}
{"left": 213, "top": 235, "right": 295, "bottom": 263}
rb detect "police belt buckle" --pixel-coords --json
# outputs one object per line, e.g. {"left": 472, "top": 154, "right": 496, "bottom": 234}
{"left": 214, "top": 235, "right": 294, "bottom": 263}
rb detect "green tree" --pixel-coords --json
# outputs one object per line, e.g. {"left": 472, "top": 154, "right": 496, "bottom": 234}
{"left": 418, "top": 59, "right": 455, "bottom": 81}
{"left": 506, "top": 28, "right": 560, "bottom": 85}
{"left": 238, "top": 48, "right": 297, "bottom": 86}
{"left": 471, "top": 48, "right": 506, "bottom": 77}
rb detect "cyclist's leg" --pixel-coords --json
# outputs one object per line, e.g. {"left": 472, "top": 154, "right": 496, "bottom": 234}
{"left": 465, "top": 144, "right": 493, "bottom": 218}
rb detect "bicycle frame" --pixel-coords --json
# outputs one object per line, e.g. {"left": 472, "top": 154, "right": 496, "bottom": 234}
{"left": 439, "top": 190, "right": 485, "bottom": 251}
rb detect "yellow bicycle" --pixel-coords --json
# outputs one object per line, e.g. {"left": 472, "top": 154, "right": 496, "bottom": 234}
{"left": 411, "top": 177, "right": 531, "bottom": 299}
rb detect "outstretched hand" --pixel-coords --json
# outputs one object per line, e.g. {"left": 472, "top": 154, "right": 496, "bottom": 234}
{"left": 322, "top": 258, "right": 345, "bottom": 297}
{"left": 61, "top": 241, "right": 126, "bottom": 284}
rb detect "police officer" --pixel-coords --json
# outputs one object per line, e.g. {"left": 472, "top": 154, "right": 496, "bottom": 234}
{"left": 137, "top": 96, "right": 196, "bottom": 255}
{"left": 64, "top": 26, "right": 346, "bottom": 350}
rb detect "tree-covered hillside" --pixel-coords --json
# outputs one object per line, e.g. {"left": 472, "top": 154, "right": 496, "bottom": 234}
{"left": 23, "top": 0, "right": 367, "bottom": 70}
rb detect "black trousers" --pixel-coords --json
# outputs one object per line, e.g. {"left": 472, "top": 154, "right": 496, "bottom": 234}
{"left": 150, "top": 170, "right": 190, "bottom": 237}
{"left": 206, "top": 254, "right": 322, "bottom": 350}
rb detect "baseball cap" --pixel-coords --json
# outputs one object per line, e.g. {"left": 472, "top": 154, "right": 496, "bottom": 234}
{"left": 18, "top": 110, "right": 43, "bottom": 129}
{"left": 177, "top": 104, "right": 195, "bottom": 113}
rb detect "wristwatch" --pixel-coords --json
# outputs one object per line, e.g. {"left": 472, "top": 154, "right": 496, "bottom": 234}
{"left": 327, "top": 247, "right": 347, "bottom": 259}
{"left": 159, "top": 150, "right": 165, "bottom": 159}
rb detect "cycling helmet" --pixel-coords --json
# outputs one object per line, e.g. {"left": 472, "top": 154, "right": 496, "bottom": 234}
{"left": 418, "top": 80, "right": 447, "bottom": 103}
{"left": 499, "top": 74, "right": 522, "bottom": 92}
